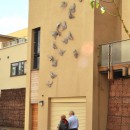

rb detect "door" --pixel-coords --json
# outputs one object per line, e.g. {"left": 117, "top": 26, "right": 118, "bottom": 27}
{"left": 32, "top": 104, "right": 38, "bottom": 130}
{"left": 50, "top": 97, "right": 86, "bottom": 130}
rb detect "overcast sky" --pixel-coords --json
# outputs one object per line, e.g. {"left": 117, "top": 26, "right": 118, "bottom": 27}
{"left": 0, "top": 0, "right": 28, "bottom": 35}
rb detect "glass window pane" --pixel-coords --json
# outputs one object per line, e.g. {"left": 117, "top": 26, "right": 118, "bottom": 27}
{"left": 34, "top": 56, "right": 39, "bottom": 69}
{"left": 11, "top": 66, "right": 17, "bottom": 76}
{"left": 12, "top": 63, "right": 19, "bottom": 67}
{"left": 24, "top": 61, "right": 27, "bottom": 74}
{"left": 18, "top": 62, "right": 24, "bottom": 75}
{"left": 11, "top": 61, "right": 26, "bottom": 76}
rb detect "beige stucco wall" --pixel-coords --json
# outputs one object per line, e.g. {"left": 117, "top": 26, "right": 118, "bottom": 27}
{"left": 0, "top": 29, "right": 27, "bottom": 90}
{"left": 121, "top": 0, "right": 130, "bottom": 62}
{"left": 8, "top": 28, "right": 28, "bottom": 38}
{"left": 26, "top": 0, "right": 94, "bottom": 130}
{"left": 93, "top": 0, "right": 122, "bottom": 130}
{"left": 122, "top": 0, "right": 130, "bottom": 40}
{"left": 26, "top": 0, "right": 130, "bottom": 130}
{"left": 0, "top": 43, "right": 27, "bottom": 89}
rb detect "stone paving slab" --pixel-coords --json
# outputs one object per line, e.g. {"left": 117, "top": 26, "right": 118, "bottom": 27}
{"left": 0, "top": 127, "right": 24, "bottom": 130}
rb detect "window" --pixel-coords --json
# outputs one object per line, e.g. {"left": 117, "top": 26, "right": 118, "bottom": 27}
{"left": 33, "top": 27, "right": 40, "bottom": 69}
{"left": 11, "top": 61, "right": 26, "bottom": 76}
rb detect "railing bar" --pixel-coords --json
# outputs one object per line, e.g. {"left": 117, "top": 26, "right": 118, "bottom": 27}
{"left": 98, "top": 38, "right": 130, "bottom": 46}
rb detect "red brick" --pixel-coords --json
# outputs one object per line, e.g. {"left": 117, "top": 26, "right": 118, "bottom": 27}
{"left": 0, "top": 88, "right": 25, "bottom": 128}
{"left": 109, "top": 97, "right": 122, "bottom": 104}
{"left": 121, "top": 125, "right": 129, "bottom": 130}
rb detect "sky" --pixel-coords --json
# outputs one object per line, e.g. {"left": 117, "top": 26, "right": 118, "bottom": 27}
{"left": 0, "top": 0, "right": 28, "bottom": 35}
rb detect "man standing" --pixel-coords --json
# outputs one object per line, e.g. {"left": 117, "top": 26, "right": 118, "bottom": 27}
{"left": 68, "top": 111, "right": 79, "bottom": 130}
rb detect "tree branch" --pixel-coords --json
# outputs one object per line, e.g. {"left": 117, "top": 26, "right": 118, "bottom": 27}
{"left": 98, "top": 0, "right": 130, "bottom": 38}
{"left": 113, "top": 0, "right": 130, "bottom": 37}
{"left": 99, "top": 3, "right": 119, "bottom": 17}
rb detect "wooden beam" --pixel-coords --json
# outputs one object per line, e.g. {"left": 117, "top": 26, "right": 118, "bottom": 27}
{"left": 98, "top": 64, "right": 130, "bottom": 72}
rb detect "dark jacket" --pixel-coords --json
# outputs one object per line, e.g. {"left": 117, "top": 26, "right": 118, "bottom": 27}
{"left": 59, "top": 119, "right": 69, "bottom": 130}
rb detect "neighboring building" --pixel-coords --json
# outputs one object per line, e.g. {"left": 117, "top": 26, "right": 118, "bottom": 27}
{"left": 0, "top": 28, "right": 28, "bottom": 130}
{"left": 25, "top": 0, "right": 130, "bottom": 130}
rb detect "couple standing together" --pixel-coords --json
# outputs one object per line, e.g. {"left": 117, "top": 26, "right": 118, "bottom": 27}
{"left": 58, "top": 111, "right": 79, "bottom": 130}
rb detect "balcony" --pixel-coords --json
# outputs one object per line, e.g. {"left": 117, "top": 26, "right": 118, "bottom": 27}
{"left": 99, "top": 39, "right": 130, "bottom": 79}
{"left": 0, "top": 37, "right": 28, "bottom": 49}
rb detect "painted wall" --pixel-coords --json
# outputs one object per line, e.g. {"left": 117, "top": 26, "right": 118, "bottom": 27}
{"left": 26, "top": 0, "right": 94, "bottom": 130}
{"left": 121, "top": 0, "right": 130, "bottom": 63}
{"left": 122, "top": 0, "right": 130, "bottom": 40}
{"left": 0, "top": 29, "right": 27, "bottom": 90}
{"left": 8, "top": 28, "right": 28, "bottom": 38}
{"left": 93, "top": 0, "right": 122, "bottom": 130}
{"left": 0, "top": 43, "right": 27, "bottom": 89}
{"left": 26, "top": 0, "right": 130, "bottom": 130}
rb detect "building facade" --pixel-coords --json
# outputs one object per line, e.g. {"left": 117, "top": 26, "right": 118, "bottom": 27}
{"left": 0, "top": 28, "right": 27, "bottom": 130}
{"left": 25, "top": 0, "right": 130, "bottom": 130}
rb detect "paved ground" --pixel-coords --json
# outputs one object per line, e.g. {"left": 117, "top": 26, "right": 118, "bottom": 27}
{"left": 0, "top": 127, "right": 24, "bottom": 130}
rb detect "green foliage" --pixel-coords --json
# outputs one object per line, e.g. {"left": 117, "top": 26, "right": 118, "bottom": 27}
{"left": 90, "top": 0, "right": 99, "bottom": 8}
{"left": 100, "top": 7, "right": 106, "bottom": 14}
{"left": 90, "top": 0, "right": 106, "bottom": 14}
{"left": 90, "top": 0, "right": 95, "bottom": 8}
{"left": 96, "top": 1, "right": 99, "bottom": 8}
{"left": 89, "top": 0, "right": 130, "bottom": 38}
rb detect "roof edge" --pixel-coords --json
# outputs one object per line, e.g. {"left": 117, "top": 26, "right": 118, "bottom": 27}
{"left": 0, "top": 34, "right": 17, "bottom": 39}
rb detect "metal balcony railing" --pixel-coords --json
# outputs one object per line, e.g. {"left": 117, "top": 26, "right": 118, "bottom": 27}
{"left": 99, "top": 39, "right": 130, "bottom": 66}
{"left": 0, "top": 37, "right": 28, "bottom": 49}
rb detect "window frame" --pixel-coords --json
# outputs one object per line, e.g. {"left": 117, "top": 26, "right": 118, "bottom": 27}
{"left": 10, "top": 60, "right": 27, "bottom": 77}
{"left": 32, "top": 27, "right": 40, "bottom": 70}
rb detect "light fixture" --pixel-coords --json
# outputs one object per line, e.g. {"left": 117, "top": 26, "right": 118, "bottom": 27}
{"left": 39, "top": 100, "right": 44, "bottom": 106}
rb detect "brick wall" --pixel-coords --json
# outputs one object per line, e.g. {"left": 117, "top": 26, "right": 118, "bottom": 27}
{"left": 0, "top": 88, "right": 25, "bottom": 128}
{"left": 107, "top": 78, "right": 130, "bottom": 130}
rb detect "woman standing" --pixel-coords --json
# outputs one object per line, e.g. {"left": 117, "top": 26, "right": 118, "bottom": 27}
{"left": 58, "top": 115, "right": 69, "bottom": 130}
